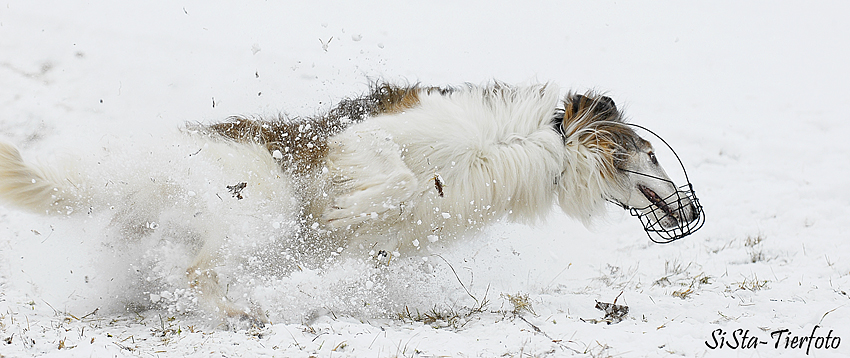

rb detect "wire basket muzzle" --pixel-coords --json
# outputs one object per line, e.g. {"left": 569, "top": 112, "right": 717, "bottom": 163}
{"left": 621, "top": 123, "right": 706, "bottom": 243}
{"left": 629, "top": 182, "right": 705, "bottom": 243}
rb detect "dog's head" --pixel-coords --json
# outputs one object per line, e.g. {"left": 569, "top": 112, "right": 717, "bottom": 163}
{"left": 556, "top": 93, "right": 701, "bottom": 240}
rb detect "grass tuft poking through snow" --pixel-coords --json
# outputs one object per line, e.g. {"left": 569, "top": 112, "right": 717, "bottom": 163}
{"left": 745, "top": 234, "right": 768, "bottom": 263}
{"left": 733, "top": 273, "right": 770, "bottom": 292}
{"left": 502, "top": 292, "right": 536, "bottom": 316}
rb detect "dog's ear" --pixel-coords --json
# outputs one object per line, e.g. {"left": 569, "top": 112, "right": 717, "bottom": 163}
{"left": 561, "top": 92, "right": 629, "bottom": 149}
{"left": 563, "top": 93, "right": 620, "bottom": 125}
{"left": 598, "top": 96, "right": 617, "bottom": 113}
{"left": 566, "top": 94, "right": 590, "bottom": 118}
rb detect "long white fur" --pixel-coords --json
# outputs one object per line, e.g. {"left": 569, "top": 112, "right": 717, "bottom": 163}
{"left": 320, "top": 84, "right": 614, "bottom": 254}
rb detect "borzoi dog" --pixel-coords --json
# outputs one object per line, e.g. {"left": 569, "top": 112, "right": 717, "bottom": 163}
{"left": 0, "top": 82, "right": 701, "bottom": 325}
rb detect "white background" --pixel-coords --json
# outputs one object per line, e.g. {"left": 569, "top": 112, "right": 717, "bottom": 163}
{"left": 1, "top": 1, "right": 849, "bottom": 357}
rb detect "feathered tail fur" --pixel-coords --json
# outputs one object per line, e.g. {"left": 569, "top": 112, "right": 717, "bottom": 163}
{"left": 0, "top": 142, "right": 80, "bottom": 214}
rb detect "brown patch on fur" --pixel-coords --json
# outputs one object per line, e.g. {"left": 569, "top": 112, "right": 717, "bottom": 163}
{"left": 202, "top": 116, "right": 332, "bottom": 173}
{"left": 370, "top": 83, "right": 422, "bottom": 114}
{"left": 560, "top": 92, "right": 640, "bottom": 177}
{"left": 196, "top": 83, "right": 433, "bottom": 174}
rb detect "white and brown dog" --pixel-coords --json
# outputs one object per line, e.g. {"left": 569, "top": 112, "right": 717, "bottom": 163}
{"left": 0, "top": 82, "right": 699, "bottom": 325}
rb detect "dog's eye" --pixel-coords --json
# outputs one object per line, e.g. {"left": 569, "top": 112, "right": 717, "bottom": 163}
{"left": 648, "top": 151, "right": 658, "bottom": 165}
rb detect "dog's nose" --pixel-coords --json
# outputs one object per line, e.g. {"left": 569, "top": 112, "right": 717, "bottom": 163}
{"left": 671, "top": 197, "right": 696, "bottom": 225}
{"left": 682, "top": 202, "right": 697, "bottom": 223}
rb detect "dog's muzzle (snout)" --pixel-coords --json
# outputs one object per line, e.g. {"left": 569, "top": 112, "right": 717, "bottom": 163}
{"left": 629, "top": 183, "right": 704, "bottom": 243}
{"left": 617, "top": 123, "right": 706, "bottom": 244}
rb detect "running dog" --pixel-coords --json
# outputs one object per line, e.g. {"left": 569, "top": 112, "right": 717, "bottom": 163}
{"left": 0, "top": 82, "right": 700, "bottom": 325}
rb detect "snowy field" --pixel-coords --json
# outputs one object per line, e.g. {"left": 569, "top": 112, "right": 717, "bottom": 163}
{"left": 2, "top": 1, "right": 849, "bottom": 357}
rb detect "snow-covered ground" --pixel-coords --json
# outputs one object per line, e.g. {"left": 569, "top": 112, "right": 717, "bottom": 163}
{"left": 2, "top": 1, "right": 849, "bottom": 357}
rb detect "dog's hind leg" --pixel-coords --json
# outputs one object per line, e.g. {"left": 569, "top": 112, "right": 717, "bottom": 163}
{"left": 186, "top": 231, "right": 268, "bottom": 328}
{"left": 0, "top": 142, "right": 84, "bottom": 214}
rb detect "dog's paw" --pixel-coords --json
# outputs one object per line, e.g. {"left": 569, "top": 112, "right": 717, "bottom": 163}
{"left": 187, "top": 266, "right": 269, "bottom": 330}
{"left": 322, "top": 206, "right": 366, "bottom": 227}
{"left": 322, "top": 168, "right": 418, "bottom": 228}
{"left": 323, "top": 187, "right": 400, "bottom": 227}
{"left": 222, "top": 304, "right": 269, "bottom": 331}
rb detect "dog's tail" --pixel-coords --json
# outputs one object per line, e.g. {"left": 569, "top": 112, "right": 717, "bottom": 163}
{"left": 0, "top": 142, "right": 82, "bottom": 215}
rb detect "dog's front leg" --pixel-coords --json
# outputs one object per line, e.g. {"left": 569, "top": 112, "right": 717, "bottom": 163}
{"left": 322, "top": 124, "right": 418, "bottom": 228}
